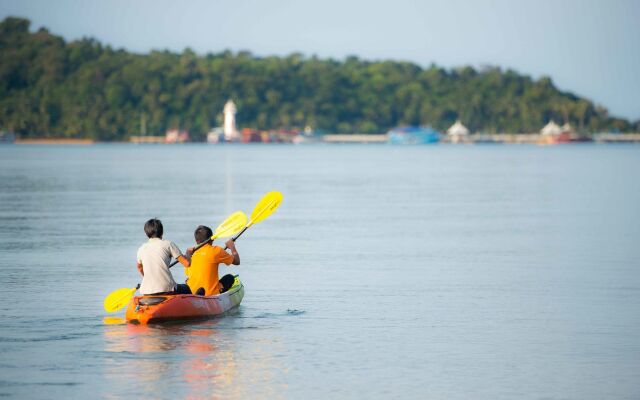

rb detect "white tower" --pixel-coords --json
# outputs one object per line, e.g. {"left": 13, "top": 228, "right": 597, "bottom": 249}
{"left": 223, "top": 100, "right": 240, "bottom": 141}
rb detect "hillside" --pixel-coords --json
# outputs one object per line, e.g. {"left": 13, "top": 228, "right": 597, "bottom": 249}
{"left": 0, "top": 17, "right": 635, "bottom": 140}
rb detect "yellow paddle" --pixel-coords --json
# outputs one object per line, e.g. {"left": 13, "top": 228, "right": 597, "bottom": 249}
{"left": 103, "top": 211, "right": 248, "bottom": 313}
{"left": 225, "top": 191, "right": 283, "bottom": 248}
{"left": 103, "top": 285, "right": 140, "bottom": 313}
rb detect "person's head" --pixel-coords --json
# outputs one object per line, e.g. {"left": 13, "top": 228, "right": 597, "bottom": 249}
{"left": 144, "top": 218, "right": 163, "bottom": 239}
{"left": 194, "top": 225, "right": 213, "bottom": 245}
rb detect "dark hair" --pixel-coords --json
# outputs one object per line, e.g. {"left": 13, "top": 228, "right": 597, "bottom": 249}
{"left": 194, "top": 225, "right": 213, "bottom": 244}
{"left": 144, "top": 218, "right": 163, "bottom": 239}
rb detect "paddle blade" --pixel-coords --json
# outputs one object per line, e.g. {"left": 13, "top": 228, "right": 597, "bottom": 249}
{"left": 212, "top": 211, "right": 248, "bottom": 239}
{"left": 104, "top": 287, "right": 137, "bottom": 313}
{"left": 250, "top": 191, "right": 283, "bottom": 225}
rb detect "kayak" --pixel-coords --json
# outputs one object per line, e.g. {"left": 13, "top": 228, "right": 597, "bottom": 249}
{"left": 125, "top": 276, "right": 244, "bottom": 324}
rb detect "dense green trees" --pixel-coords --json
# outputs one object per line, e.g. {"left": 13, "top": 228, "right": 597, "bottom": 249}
{"left": 0, "top": 17, "right": 635, "bottom": 140}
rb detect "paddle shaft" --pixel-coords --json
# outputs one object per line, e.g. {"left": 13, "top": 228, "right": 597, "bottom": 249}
{"left": 226, "top": 224, "right": 251, "bottom": 249}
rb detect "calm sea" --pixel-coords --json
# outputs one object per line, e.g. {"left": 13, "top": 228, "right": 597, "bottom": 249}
{"left": 0, "top": 144, "right": 639, "bottom": 399}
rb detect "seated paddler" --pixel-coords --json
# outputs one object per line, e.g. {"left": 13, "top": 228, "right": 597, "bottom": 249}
{"left": 136, "top": 218, "right": 192, "bottom": 295}
{"left": 186, "top": 225, "right": 240, "bottom": 296}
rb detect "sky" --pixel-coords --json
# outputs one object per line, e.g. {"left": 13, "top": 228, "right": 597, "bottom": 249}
{"left": 1, "top": 0, "right": 639, "bottom": 121}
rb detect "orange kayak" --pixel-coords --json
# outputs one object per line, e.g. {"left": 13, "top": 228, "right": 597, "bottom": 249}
{"left": 125, "top": 277, "right": 244, "bottom": 324}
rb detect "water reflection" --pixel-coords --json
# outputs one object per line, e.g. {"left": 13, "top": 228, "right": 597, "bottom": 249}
{"left": 102, "top": 319, "right": 287, "bottom": 398}
{"left": 103, "top": 316, "right": 126, "bottom": 325}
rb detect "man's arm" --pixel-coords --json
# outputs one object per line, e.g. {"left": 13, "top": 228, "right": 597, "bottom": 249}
{"left": 177, "top": 255, "right": 190, "bottom": 268}
{"left": 169, "top": 241, "right": 190, "bottom": 268}
{"left": 225, "top": 240, "right": 240, "bottom": 265}
{"left": 182, "top": 247, "right": 194, "bottom": 268}
{"left": 137, "top": 262, "right": 144, "bottom": 276}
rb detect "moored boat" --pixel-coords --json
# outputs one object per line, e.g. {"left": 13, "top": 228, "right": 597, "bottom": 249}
{"left": 388, "top": 126, "right": 441, "bottom": 144}
{"left": 125, "top": 276, "right": 244, "bottom": 324}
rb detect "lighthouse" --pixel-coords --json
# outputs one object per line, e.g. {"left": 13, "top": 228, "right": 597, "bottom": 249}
{"left": 223, "top": 100, "right": 240, "bottom": 142}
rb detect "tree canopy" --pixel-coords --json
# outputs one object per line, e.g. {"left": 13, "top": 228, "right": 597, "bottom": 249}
{"left": 0, "top": 17, "right": 635, "bottom": 140}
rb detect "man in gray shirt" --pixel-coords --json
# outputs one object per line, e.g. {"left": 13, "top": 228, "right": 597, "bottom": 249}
{"left": 136, "top": 218, "right": 191, "bottom": 295}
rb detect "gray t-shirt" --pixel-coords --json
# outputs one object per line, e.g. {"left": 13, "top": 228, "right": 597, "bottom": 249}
{"left": 137, "top": 238, "right": 183, "bottom": 295}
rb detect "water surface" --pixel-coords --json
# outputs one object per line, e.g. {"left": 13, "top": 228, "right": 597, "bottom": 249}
{"left": 0, "top": 144, "right": 639, "bottom": 399}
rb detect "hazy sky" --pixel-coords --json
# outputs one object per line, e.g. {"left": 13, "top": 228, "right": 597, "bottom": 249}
{"left": 2, "top": 0, "right": 639, "bottom": 120}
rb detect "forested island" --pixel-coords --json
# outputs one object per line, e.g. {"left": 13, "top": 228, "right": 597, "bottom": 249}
{"left": 0, "top": 17, "right": 636, "bottom": 141}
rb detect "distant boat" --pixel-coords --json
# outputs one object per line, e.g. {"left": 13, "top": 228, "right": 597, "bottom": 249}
{"left": 388, "top": 126, "right": 441, "bottom": 144}
{"left": 292, "top": 129, "right": 323, "bottom": 144}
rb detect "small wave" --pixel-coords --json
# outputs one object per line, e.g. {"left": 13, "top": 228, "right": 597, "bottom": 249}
{"left": 35, "top": 382, "right": 80, "bottom": 386}
{"left": 252, "top": 313, "right": 276, "bottom": 319}
{"left": 0, "top": 380, "right": 79, "bottom": 387}
{"left": 251, "top": 309, "right": 306, "bottom": 318}
{"left": 0, "top": 333, "right": 90, "bottom": 343}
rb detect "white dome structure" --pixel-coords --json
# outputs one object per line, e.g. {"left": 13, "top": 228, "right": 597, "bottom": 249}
{"left": 541, "top": 120, "right": 562, "bottom": 135}
{"left": 447, "top": 120, "right": 470, "bottom": 136}
{"left": 540, "top": 120, "right": 562, "bottom": 135}
{"left": 561, "top": 122, "right": 574, "bottom": 133}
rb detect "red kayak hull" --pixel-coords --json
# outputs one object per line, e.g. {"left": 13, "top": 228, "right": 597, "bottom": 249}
{"left": 125, "top": 278, "right": 244, "bottom": 324}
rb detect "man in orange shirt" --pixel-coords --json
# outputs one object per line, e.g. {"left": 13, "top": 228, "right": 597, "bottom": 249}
{"left": 186, "top": 225, "right": 240, "bottom": 296}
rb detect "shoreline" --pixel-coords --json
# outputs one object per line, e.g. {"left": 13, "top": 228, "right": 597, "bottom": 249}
{"left": 15, "top": 138, "right": 94, "bottom": 145}
{"left": 3, "top": 133, "right": 640, "bottom": 145}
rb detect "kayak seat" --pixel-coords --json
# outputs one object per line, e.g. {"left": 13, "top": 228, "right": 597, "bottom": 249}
{"left": 138, "top": 296, "right": 168, "bottom": 306}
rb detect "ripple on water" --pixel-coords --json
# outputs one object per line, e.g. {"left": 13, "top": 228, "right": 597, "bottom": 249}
{"left": 250, "top": 309, "right": 306, "bottom": 319}
{"left": 0, "top": 332, "right": 93, "bottom": 343}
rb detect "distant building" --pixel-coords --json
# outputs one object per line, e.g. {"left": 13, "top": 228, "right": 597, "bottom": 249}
{"left": 447, "top": 120, "right": 470, "bottom": 143}
{"left": 165, "top": 129, "right": 189, "bottom": 143}
{"left": 561, "top": 123, "right": 574, "bottom": 133}
{"left": 539, "top": 120, "right": 576, "bottom": 144}
{"left": 242, "top": 128, "right": 263, "bottom": 143}
{"left": 447, "top": 120, "right": 469, "bottom": 136}
{"left": 540, "top": 120, "right": 562, "bottom": 135}
{"left": 207, "top": 127, "right": 224, "bottom": 143}
{"left": 223, "top": 100, "right": 241, "bottom": 142}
